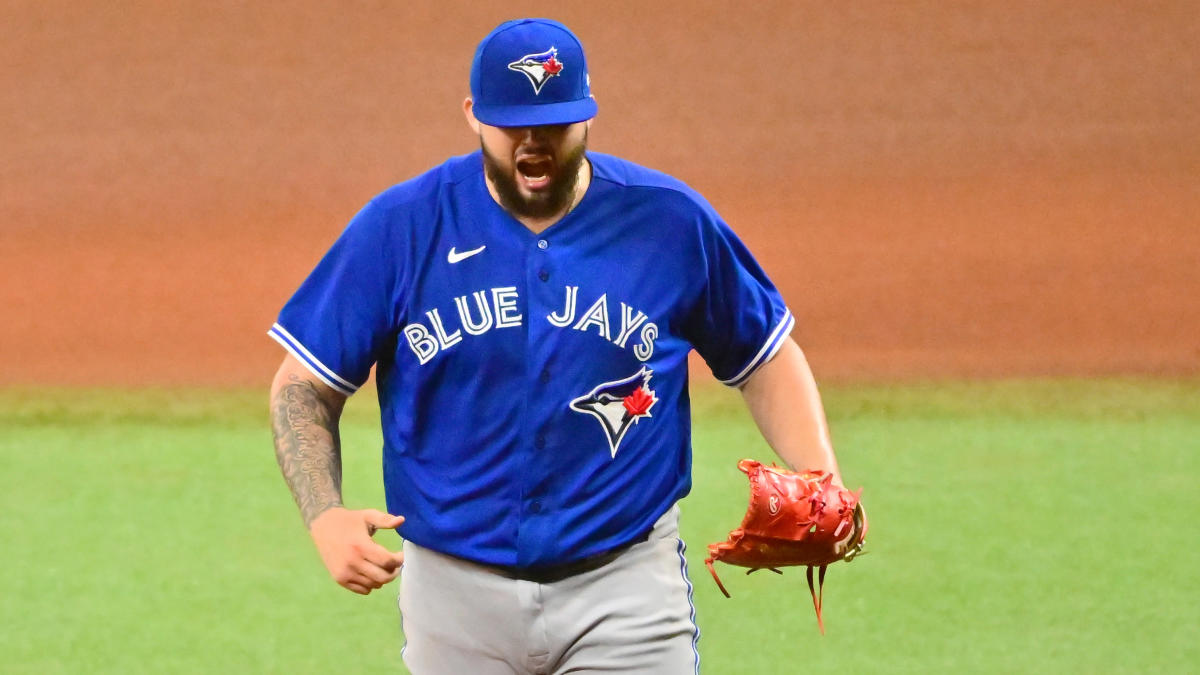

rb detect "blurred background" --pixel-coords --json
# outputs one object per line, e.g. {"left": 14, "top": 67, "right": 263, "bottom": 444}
{"left": 3, "top": 4, "right": 1198, "bottom": 673}
{"left": 2, "top": 0, "right": 1197, "bottom": 387}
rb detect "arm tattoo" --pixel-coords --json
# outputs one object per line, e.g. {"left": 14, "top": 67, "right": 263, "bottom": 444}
{"left": 271, "top": 374, "right": 344, "bottom": 527}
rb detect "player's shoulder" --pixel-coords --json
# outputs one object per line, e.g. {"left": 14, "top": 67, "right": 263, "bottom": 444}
{"left": 330, "top": 153, "right": 481, "bottom": 247}
{"left": 588, "top": 152, "right": 718, "bottom": 217}
{"left": 588, "top": 153, "right": 725, "bottom": 232}
{"left": 367, "top": 151, "right": 481, "bottom": 214}
{"left": 590, "top": 152, "right": 710, "bottom": 205}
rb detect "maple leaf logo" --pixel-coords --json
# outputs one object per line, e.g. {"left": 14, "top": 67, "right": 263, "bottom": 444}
{"left": 623, "top": 386, "right": 655, "bottom": 416}
{"left": 570, "top": 368, "right": 658, "bottom": 458}
{"left": 542, "top": 55, "right": 563, "bottom": 75}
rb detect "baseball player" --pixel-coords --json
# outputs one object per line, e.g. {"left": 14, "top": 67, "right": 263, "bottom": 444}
{"left": 269, "top": 18, "right": 850, "bottom": 674}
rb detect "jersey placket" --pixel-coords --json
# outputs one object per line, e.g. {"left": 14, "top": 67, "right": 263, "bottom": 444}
{"left": 514, "top": 233, "right": 558, "bottom": 567}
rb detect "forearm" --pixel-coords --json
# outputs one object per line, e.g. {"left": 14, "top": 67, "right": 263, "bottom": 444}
{"left": 738, "top": 337, "right": 842, "bottom": 483}
{"left": 270, "top": 364, "right": 348, "bottom": 527}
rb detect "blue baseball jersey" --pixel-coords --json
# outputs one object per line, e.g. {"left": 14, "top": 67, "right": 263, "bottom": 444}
{"left": 270, "top": 150, "right": 793, "bottom": 568}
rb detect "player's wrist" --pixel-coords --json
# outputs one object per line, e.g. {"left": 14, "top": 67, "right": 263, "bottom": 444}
{"left": 305, "top": 502, "right": 347, "bottom": 530}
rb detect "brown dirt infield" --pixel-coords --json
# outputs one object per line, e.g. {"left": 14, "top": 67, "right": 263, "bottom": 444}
{"left": 2, "top": 2, "right": 1197, "bottom": 386}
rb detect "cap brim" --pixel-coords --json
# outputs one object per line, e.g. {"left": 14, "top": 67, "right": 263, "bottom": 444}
{"left": 472, "top": 97, "right": 597, "bottom": 128}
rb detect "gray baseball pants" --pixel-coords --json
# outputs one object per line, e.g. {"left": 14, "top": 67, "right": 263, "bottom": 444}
{"left": 397, "top": 505, "right": 700, "bottom": 674}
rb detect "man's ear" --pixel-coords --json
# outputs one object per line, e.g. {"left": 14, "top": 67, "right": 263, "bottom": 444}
{"left": 462, "top": 98, "right": 481, "bottom": 134}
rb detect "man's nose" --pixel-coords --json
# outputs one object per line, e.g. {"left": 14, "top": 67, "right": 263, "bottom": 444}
{"left": 520, "top": 126, "right": 549, "bottom": 142}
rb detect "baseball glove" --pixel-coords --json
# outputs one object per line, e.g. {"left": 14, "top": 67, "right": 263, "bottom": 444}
{"left": 705, "top": 459, "right": 868, "bottom": 633}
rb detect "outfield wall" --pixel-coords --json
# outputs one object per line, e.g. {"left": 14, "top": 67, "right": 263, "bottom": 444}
{"left": 2, "top": 1, "right": 1196, "bottom": 385}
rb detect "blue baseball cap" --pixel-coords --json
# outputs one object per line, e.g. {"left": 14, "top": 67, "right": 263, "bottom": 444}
{"left": 470, "top": 18, "right": 597, "bottom": 128}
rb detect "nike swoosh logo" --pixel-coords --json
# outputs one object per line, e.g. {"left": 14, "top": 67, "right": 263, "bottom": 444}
{"left": 447, "top": 245, "right": 486, "bottom": 264}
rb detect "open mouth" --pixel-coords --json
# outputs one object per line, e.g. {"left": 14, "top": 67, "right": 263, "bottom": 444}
{"left": 516, "top": 155, "right": 555, "bottom": 191}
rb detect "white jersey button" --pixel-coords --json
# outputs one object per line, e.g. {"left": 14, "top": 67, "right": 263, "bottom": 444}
{"left": 537, "top": 239, "right": 549, "bottom": 250}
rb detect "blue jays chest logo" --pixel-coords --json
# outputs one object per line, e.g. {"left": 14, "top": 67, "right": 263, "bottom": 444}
{"left": 508, "top": 47, "right": 564, "bottom": 95}
{"left": 570, "top": 367, "right": 658, "bottom": 458}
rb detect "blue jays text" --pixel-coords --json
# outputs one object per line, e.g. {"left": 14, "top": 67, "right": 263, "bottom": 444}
{"left": 403, "top": 284, "right": 658, "bottom": 365}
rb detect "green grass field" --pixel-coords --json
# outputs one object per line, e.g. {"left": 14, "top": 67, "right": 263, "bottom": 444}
{"left": 2, "top": 379, "right": 1197, "bottom": 673}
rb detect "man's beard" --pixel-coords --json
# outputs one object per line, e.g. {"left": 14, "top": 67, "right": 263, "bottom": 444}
{"left": 482, "top": 132, "right": 588, "bottom": 220}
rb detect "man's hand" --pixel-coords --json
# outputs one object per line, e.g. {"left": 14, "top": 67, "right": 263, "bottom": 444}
{"left": 309, "top": 507, "right": 406, "bottom": 595}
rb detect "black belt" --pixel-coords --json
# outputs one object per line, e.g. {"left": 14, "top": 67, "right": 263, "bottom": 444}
{"left": 481, "top": 535, "right": 647, "bottom": 584}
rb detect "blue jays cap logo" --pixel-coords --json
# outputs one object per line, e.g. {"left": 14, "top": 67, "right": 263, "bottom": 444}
{"left": 508, "top": 47, "right": 565, "bottom": 95}
{"left": 570, "top": 367, "right": 658, "bottom": 458}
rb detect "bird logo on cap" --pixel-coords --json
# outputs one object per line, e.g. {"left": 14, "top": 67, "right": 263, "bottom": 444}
{"left": 508, "top": 47, "right": 564, "bottom": 95}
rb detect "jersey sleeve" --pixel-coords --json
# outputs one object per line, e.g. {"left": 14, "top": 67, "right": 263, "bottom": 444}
{"left": 683, "top": 211, "right": 794, "bottom": 388}
{"left": 268, "top": 200, "right": 400, "bottom": 395}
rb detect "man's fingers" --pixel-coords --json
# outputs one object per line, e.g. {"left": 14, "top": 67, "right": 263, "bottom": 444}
{"left": 352, "top": 556, "right": 401, "bottom": 585}
{"left": 355, "top": 543, "right": 404, "bottom": 583}
{"left": 362, "top": 542, "right": 405, "bottom": 572}
{"left": 343, "top": 566, "right": 392, "bottom": 592}
{"left": 362, "top": 509, "right": 406, "bottom": 534}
